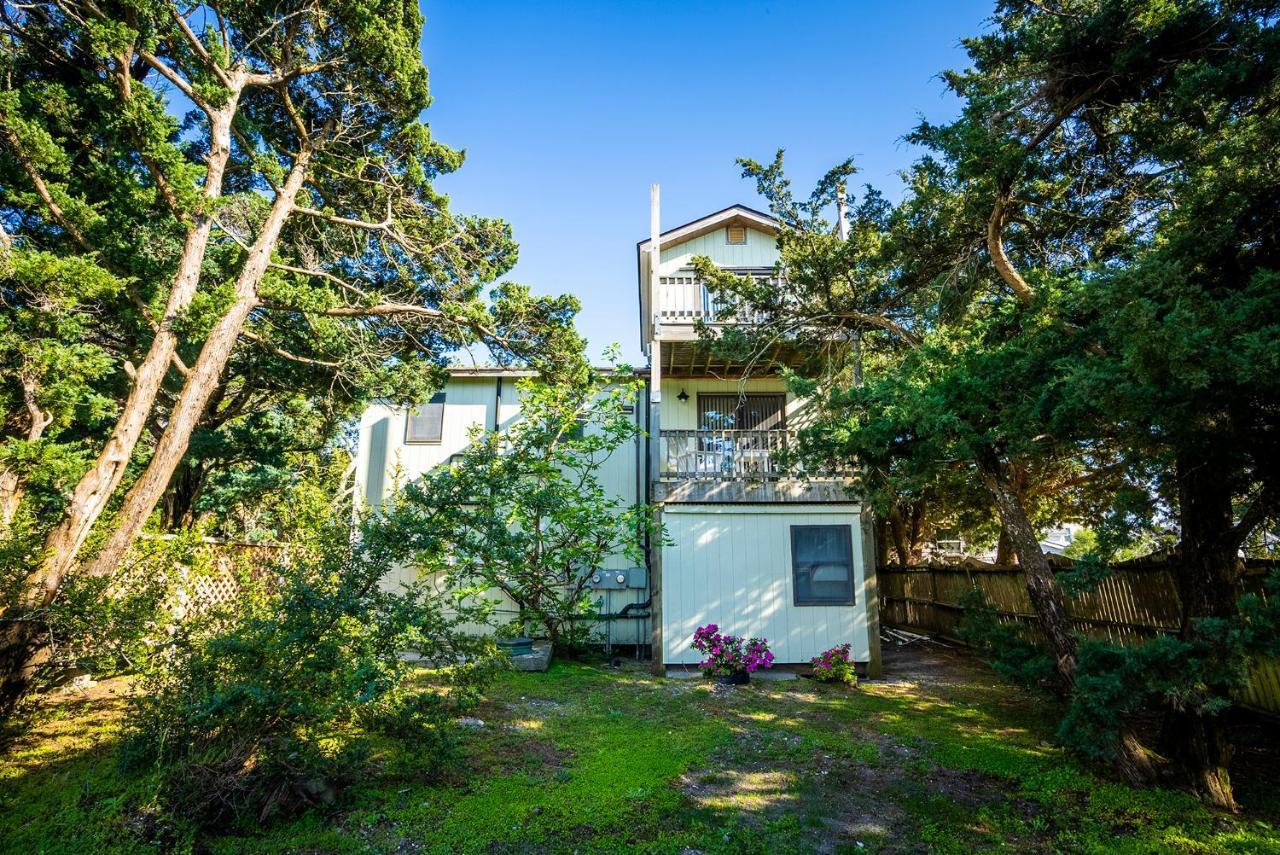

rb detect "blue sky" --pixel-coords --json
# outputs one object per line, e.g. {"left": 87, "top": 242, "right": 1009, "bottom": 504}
{"left": 421, "top": 1, "right": 993, "bottom": 363}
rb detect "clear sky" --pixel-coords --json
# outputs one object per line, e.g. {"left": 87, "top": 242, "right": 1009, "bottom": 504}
{"left": 420, "top": 1, "right": 994, "bottom": 363}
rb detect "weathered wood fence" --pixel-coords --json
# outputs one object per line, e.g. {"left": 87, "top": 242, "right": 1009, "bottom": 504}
{"left": 878, "top": 560, "right": 1280, "bottom": 716}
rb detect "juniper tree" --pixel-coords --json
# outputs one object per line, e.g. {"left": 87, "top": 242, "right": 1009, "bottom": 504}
{"left": 0, "top": 0, "right": 577, "bottom": 715}
{"left": 697, "top": 0, "right": 1280, "bottom": 808}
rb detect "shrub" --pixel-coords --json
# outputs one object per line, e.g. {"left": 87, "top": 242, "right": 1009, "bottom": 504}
{"left": 691, "top": 624, "right": 774, "bottom": 677}
{"left": 810, "top": 643, "right": 857, "bottom": 685}
{"left": 120, "top": 522, "right": 500, "bottom": 830}
{"left": 376, "top": 363, "right": 663, "bottom": 655}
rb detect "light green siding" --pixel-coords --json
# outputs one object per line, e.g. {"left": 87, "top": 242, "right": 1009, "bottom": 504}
{"left": 657, "top": 377, "right": 806, "bottom": 430}
{"left": 658, "top": 225, "right": 778, "bottom": 273}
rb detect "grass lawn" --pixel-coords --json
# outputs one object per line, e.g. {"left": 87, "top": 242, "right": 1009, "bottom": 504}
{"left": 2, "top": 646, "right": 1278, "bottom": 854}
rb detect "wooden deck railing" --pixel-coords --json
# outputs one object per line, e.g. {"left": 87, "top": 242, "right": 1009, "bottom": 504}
{"left": 660, "top": 429, "right": 790, "bottom": 480}
{"left": 657, "top": 429, "right": 858, "bottom": 481}
{"left": 655, "top": 275, "right": 778, "bottom": 325}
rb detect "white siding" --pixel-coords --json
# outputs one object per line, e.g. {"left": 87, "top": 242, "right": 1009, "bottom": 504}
{"left": 661, "top": 504, "right": 869, "bottom": 665}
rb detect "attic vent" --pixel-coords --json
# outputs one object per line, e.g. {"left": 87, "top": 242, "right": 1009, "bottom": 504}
{"left": 726, "top": 225, "right": 747, "bottom": 245}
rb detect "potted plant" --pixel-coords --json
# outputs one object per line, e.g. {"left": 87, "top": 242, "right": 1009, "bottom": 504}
{"left": 809, "top": 643, "right": 857, "bottom": 686}
{"left": 692, "top": 624, "right": 774, "bottom": 684}
{"left": 494, "top": 617, "right": 534, "bottom": 657}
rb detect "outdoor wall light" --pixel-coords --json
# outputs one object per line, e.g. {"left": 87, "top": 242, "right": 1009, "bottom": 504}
{"left": 677, "top": 388, "right": 689, "bottom": 401}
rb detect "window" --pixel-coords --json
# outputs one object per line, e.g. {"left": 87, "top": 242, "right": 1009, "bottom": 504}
{"left": 726, "top": 224, "right": 747, "bottom": 245}
{"left": 405, "top": 391, "right": 446, "bottom": 443}
{"left": 791, "top": 525, "right": 855, "bottom": 605}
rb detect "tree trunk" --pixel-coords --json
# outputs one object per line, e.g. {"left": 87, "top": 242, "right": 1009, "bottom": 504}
{"left": 887, "top": 506, "right": 912, "bottom": 566}
{"left": 995, "top": 527, "right": 1016, "bottom": 566}
{"left": 874, "top": 517, "right": 891, "bottom": 566}
{"left": 23, "top": 105, "right": 237, "bottom": 598}
{"left": 978, "top": 451, "right": 1159, "bottom": 787}
{"left": 1163, "top": 451, "right": 1242, "bottom": 811}
{"left": 1, "top": 369, "right": 56, "bottom": 530}
{"left": 977, "top": 452, "right": 1077, "bottom": 686}
{"left": 906, "top": 500, "right": 927, "bottom": 564}
{"left": 0, "top": 620, "right": 48, "bottom": 718}
{"left": 0, "top": 468, "right": 21, "bottom": 532}
{"left": 162, "top": 463, "right": 205, "bottom": 531}
{"left": 79, "top": 149, "right": 312, "bottom": 580}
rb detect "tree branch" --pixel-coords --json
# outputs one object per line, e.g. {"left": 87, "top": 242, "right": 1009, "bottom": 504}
{"left": 238, "top": 328, "right": 341, "bottom": 368}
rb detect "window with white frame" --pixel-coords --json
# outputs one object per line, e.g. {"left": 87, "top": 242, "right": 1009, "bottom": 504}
{"left": 405, "top": 391, "right": 446, "bottom": 443}
{"left": 790, "top": 525, "right": 855, "bottom": 605}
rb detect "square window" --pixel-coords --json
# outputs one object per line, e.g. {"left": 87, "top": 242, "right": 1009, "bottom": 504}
{"left": 405, "top": 391, "right": 446, "bottom": 443}
{"left": 726, "top": 225, "right": 747, "bottom": 245}
{"left": 791, "top": 525, "right": 855, "bottom": 605}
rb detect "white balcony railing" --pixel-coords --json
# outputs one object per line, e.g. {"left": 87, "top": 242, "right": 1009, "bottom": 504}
{"left": 659, "top": 429, "right": 795, "bottom": 480}
{"left": 655, "top": 274, "right": 778, "bottom": 325}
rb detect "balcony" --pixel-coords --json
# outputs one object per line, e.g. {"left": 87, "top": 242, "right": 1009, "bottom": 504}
{"left": 655, "top": 274, "right": 776, "bottom": 326}
{"left": 655, "top": 429, "right": 853, "bottom": 503}
{"left": 660, "top": 429, "right": 792, "bottom": 480}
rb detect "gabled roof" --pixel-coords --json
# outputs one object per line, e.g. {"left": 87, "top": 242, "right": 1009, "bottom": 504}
{"left": 636, "top": 204, "right": 781, "bottom": 354}
{"left": 636, "top": 204, "right": 779, "bottom": 253}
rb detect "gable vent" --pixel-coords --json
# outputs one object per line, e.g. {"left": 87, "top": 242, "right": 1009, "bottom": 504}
{"left": 726, "top": 225, "right": 747, "bottom": 245}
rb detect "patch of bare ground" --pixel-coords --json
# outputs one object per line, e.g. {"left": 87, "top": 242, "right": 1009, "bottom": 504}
{"left": 676, "top": 650, "right": 1052, "bottom": 853}
{"left": 460, "top": 696, "right": 574, "bottom": 783}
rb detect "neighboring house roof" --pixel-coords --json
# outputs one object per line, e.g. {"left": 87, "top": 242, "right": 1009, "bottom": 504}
{"left": 636, "top": 204, "right": 781, "bottom": 352}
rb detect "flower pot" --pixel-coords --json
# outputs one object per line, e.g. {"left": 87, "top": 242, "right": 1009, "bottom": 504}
{"left": 714, "top": 670, "right": 750, "bottom": 685}
{"left": 496, "top": 637, "right": 535, "bottom": 657}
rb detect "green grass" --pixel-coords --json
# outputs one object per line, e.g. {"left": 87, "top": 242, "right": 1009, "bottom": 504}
{"left": 2, "top": 652, "right": 1278, "bottom": 854}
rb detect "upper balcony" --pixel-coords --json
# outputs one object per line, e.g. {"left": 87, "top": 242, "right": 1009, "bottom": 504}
{"left": 654, "top": 271, "right": 777, "bottom": 334}
{"left": 638, "top": 204, "right": 782, "bottom": 351}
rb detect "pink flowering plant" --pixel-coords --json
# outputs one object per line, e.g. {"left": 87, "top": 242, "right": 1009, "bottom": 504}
{"left": 810, "top": 643, "right": 857, "bottom": 686}
{"left": 691, "top": 624, "right": 774, "bottom": 677}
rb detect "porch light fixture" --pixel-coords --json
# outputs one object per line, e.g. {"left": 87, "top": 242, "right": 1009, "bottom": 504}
{"left": 677, "top": 388, "right": 689, "bottom": 402}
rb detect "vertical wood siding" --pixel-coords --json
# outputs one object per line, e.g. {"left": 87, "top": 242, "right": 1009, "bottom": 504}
{"left": 658, "top": 226, "right": 778, "bottom": 272}
{"left": 661, "top": 504, "right": 869, "bottom": 665}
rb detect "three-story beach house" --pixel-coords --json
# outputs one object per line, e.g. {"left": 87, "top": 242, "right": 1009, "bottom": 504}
{"left": 355, "top": 191, "right": 882, "bottom": 675}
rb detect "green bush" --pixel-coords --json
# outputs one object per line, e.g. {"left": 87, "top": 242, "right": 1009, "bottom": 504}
{"left": 120, "top": 523, "right": 501, "bottom": 829}
{"left": 0, "top": 511, "right": 179, "bottom": 694}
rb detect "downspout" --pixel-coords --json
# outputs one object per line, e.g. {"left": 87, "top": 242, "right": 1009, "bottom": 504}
{"left": 493, "top": 376, "right": 503, "bottom": 431}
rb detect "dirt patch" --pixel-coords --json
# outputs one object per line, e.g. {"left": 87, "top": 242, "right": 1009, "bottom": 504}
{"left": 674, "top": 652, "right": 1044, "bottom": 854}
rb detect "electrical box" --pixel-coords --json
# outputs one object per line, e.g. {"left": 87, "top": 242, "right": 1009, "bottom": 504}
{"left": 586, "top": 566, "right": 646, "bottom": 590}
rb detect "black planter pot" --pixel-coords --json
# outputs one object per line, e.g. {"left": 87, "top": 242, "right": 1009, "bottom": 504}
{"left": 496, "top": 637, "right": 535, "bottom": 657}
{"left": 714, "top": 670, "right": 749, "bottom": 685}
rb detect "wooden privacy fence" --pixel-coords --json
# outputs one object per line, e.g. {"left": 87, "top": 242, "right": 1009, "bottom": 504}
{"left": 878, "top": 560, "right": 1280, "bottom": 716}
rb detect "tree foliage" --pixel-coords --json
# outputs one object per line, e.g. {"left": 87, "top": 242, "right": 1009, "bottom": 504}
{"left": 698, "top": 0, "right": 1280, "bottom": 808}
{"left": 0, "top": 0, "right": 580, "bottom": 714}
{"left": 376, "top": 357, "right": 658, "bottom": 652}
